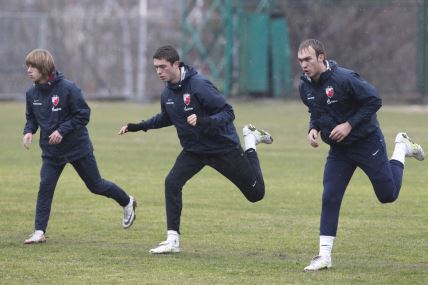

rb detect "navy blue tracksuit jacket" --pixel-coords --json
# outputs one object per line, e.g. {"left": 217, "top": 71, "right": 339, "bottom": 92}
{"left": 24, "top": 71, "right": 93, "bottom": 164}
{"left": 136, "top": 63, "right": 240, "bottom": 154}
{"left": 299, "top": 60, "right": 382, "bottom": 146}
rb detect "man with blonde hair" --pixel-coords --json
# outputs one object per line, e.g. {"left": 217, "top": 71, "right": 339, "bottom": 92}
{"left": 23, "top": 49, "right": 137, "bottom": 244}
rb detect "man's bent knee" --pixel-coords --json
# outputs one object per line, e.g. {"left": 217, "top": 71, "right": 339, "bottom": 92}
{"left": 244, "top": 185, "right": 265, "bottom": 203}
{"left": 247, "top": 193, "right": 264, "bottom": 203}
{"left": 165, "top": 175, "right": 185, "bottom": 193}
{"left": 377, "top": 194, "right": 398, "bottom": 204}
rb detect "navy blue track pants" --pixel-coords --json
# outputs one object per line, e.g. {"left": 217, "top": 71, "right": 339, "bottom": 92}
{"left": 34, "top": 152, "right": 130, "bottom": 232}
{"left": 165, "top": 146, "right": 265, "bottom": 233}
{"left": 320, "top": 131, "right": 404, "bottom": 236}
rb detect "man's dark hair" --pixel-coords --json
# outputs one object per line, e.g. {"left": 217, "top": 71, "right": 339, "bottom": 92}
{"left": 153, "top": 45, "right": 180, "bottom": 65}
{"left": 298, "top": 39, "right": 326, "bottom": 58}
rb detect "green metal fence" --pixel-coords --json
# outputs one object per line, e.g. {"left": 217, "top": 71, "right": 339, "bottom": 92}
{"left": 418, "top": 0, "right": 428, "bottom": 102}
{"left": 180, "top": 0, "right": 292, "bottom": 97}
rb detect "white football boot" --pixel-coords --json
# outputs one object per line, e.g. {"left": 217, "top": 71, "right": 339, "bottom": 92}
{"left": 395, "top": 133, "right": 425, "bottom": 161}
{"left": 149, "top": 231, "right": 180, "bottom": 254}
{"left": 24, "top": 230, "right": 46, "bottom": 244}
{"left": 243, "top": 124, "right": 273, "bottom": 145}
{"left": 304, "top": 255, "right": 332, "bottom": 272}
{"left": 122, "top": 196, "right": 137, "bottom": 229}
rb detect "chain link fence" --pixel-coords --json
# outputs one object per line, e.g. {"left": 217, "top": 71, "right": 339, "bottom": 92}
{"left": 0, "top": 0, "right": 426, "bottom": 103}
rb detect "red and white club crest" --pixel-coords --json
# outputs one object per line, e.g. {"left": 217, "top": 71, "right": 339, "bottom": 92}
{"left": 52, "top": 95, "right": 59, "bottom": 106}
{"left": 325, "top": 86, "right": 334, "bottom": 98}
{"left": 183, "top": 93, "right": 191, "bottom": 106}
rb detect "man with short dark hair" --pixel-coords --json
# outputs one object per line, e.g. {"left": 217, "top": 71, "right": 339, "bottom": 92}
{"left": 297, "top": 38, "right": 425, "bottom": 271}
{"left": 118, "top": 45, "right": 273, "bottom": 254}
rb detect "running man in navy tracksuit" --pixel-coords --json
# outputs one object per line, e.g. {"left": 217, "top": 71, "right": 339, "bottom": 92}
{"left": 118, "top": 45, "right": 273, "bottom": 254}
{"left": 297, "top": 39, "right": 425, "bottom": 271}
{"left": 22, "top": 49, "right": 137, "bottom": 244}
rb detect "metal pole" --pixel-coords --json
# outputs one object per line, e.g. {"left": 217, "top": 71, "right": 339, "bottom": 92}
{"left": 38, "top": 14, "right": 48, "bottom": 48}
{"left": 418, "top": 0, "right": 427, "bottom": 103}
{"left": 137, "top": 0, "right": 148, "bottom": 102}
{"left": 223, "top": 0, "right": 233, "bottom": 97}
{"left": 423, "top": 0, "right": 427, "bottom": 103}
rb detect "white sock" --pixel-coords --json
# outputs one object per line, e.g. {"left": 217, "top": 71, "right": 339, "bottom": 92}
{"left": 244, "top": 133, "right": 257, "bottom": 151}
{"left": 167, "top": 230, "right": 179, "bottom": 243}
{"left": 319, "top": 235, "right": 335, "bottom": 257}
{"left": 391, "top": 143, "right": 407, "bottom": 165}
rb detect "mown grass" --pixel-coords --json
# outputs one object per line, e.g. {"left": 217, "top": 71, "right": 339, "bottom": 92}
{"left": 0, "top": 101, "right": 427, "bottom": 285}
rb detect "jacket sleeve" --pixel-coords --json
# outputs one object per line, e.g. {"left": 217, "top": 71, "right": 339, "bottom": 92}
{"left": 138, "top": 100, "right": 172, "bottom": 131}
{"left": 299, "top": 82, "right": 319, "bottom": 132}
{"left": 56, "top": 84, "right": 90, "bottom": 136}
{"left": 23, "top": 92, "right": 39, "bottom": 135}
{"left": 194, "top": 78, "right": 235, "bottom": 127}
{"left": 345, "top": 73, "right": 382, "bottom": 128}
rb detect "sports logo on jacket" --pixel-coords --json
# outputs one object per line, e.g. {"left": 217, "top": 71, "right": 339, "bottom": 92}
{"left": 183, "top": 93, "right": 191, "bottom": 106}
{"left": 52, "top": 95, "right": 60, "bottom": 106}
{"left": 51, "top": 95, "right": 62, "bottom": 112}
{"left": 325, "top": 86, "right": 334, "bottom": 98}
{"left": 183, "top": 93, "right": 194, "bottom": 111}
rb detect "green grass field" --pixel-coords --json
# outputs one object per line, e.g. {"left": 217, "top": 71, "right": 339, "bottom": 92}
{"left": 0, "top": 101, "right": 427, "bottom": 285}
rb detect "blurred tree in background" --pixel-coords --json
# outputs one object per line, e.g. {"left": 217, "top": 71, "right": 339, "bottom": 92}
{"left": 283, "top": 0, "right": 425, "bottom": 103}
{"left": 0, "top": 0, "right": 426, "bottom": 103}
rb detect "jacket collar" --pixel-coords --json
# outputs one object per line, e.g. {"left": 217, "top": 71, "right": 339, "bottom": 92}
{"left": 302, "top": 60, "right": 336, "bottom": 85}
{"left": 167, "top": 63, "right": 196, "bottom": 90}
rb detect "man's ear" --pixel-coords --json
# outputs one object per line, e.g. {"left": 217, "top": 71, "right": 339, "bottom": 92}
{"left": 173, "top": 61, "right": 180, "bottom": 68}
{"left": 318, "top": 53, "right": 325, "bottom": 62}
